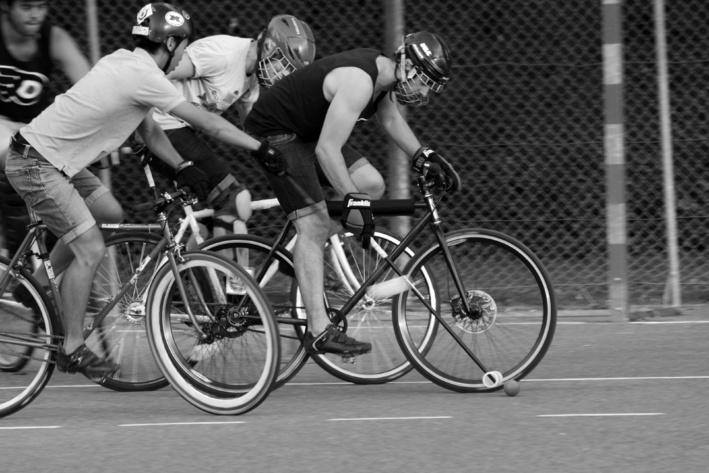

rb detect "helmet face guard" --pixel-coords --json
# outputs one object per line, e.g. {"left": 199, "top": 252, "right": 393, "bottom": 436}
{"left": 257, "top": 49, "right": 297, "bottom": 88}
{"left": 394, "top": 32, "right": 451, "bottom": 106}
{"left": 257, "top": 14, "right": 315, "bottom": 88}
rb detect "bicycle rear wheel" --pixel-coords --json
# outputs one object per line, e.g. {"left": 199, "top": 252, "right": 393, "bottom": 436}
{"left": 85, "top": 232, "right": 167, "bottom": 391}
{"left": 0, "top": 257, "right": 59, "bottom": 418}
{"left": 146, "top": 251, "right": 279, "bottom": 415}
{"left": 198, "top": 235, "right": 307, "bottom": 389}
{"left": 305, "top": 230, "right": 438, "bottom": 384}
{"left": 393, "top": 229, "right": 556, "bottom": 392}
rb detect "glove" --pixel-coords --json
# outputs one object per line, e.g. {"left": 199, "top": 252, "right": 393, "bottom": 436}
{"left": 175, "top": 161, "right": 210, "bottom": 201}
{"left": 412, "top": 147, "right": 461, "bottom": 192}
{"left": 341, "top": 193, "right": 374, "bottom": 249}
{"left": 251, "top": 140, "right": 287, "bottom": 176}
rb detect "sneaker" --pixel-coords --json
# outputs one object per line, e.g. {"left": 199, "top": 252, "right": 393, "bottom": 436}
{"left": 303, "top": 325, "right": 372, "bottom": 356}
{"left": 12, "top": 284, "right": 41, "bottom": 314}
{"left": 188, "top": 340, "right": 220, "bottom": 361}
{"left": 56, "top": 344, "right": 119, "bottom": 376}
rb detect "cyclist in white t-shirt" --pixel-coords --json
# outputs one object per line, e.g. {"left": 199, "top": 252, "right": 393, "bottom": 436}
{"left": 4, "top": 2, "right": 286, "bottom": 376}
{"left": 151, "top": 14, "right": 315, "bottom": 233}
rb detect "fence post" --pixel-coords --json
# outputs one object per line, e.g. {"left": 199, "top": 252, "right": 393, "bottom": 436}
{"left": 384, "top": 0, "right": 410, "bottom": 234}
{"left": 654, "top": 0, "right": 681, "bottom": 307}
{"left": 85, "top": 0, "right": 112, "bottom": 190}
{"left": 602, "top": 0, "right": 629, "bottom": 322}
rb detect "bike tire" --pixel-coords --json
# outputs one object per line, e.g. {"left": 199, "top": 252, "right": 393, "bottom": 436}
{"left": 0, "top": 257, "right": 59, "bottom": 418}
{"left": 198, "top": 234, "right": 308, "bottom": 390}
{"left": 86, "top": 231, "right": 168, "bottom": 391}
{"left": 145, "top": 251, "right": 279, "bottom": 415}
{"left": 392, "top": 229, "right": 557, "bottom": 392}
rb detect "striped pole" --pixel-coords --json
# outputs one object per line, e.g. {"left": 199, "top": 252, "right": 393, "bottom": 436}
{"left": 603, "top": 0, "right": 628, "bottom": 322}
{"left": 85, "top": 0, "right": 112, "bottom": 190}
{"left": 384, "top": 0, "right": 410, "bottom": 234}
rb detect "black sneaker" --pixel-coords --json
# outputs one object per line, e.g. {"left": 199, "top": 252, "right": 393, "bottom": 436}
{"left": 303, "top": 325, "right": 372, "bottom": 356}
{"left": 12, "top": 284, "right": 41, "bottom": 314}
{"left": 56, "top": 344, "right": 119, "bottom": 376}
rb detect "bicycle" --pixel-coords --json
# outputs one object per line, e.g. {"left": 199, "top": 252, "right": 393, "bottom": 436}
{"left": 210, "top": 163, "right": 557, "bottom": 392}
{"left": 0, "top": 189, "right": 279, "bottom": 417}
{"left": 98, "top": 153, "right": 424, "bottom": 390}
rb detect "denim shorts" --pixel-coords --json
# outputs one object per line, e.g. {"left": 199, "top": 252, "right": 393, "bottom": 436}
{"left": 261, "top": 134, "right": 369, "bottom": 220}
{"left": 5, "top": 147, "right": 110, "bottom": 245}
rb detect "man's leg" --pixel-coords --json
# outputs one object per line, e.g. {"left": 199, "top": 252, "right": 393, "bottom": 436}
{"left": 31, "top": 190, "right": 123, "bottom": 287}
{"left": 292, "top": 209, "right": 331, "bottom": 334}
{"left": 60, "top": 225, "right": 106, "bottom": 354}
{"left": 350, "top": 162, "right": 385, "bottom": 199}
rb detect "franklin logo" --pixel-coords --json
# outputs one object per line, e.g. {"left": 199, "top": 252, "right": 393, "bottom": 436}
{"left": 348, "top": 200, "right": 371, "bottom": 207}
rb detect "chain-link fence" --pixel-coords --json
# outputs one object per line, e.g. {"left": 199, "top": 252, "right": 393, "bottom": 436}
{"left": 41, "top": 1, "right": 709, "bottom": 314}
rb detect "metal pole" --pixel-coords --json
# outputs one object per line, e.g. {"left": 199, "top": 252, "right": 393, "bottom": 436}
{"left": 602, "top": 0, "right": 628, "bottom": 322}
{"left": 654, "top": 0, "right": 681, "bottom": 307}
{"left": 384, "top": 0, "right": 410, "bottom": 234}
{"left": 85, "top": 0, "right": 112, "bottom": 189}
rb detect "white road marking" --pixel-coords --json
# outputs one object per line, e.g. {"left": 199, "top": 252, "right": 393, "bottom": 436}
{"left": 329, "top": 416, "right": 451, "bottom": 421}
{"left": 0, "top": 426, "right": 60, "bottom": 430}
{"left": 538, "top": 413, "right": 664, "bottom": 417}
{"left": 119, "top": 421, "right": 247, "bottom": 427}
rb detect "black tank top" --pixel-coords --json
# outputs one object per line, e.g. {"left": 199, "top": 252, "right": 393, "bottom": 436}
{"left": 0, "top": 21, "right": 54, "bottom": 123}
{"left": 245, "top": 48, "right": 384, "bottom": 141}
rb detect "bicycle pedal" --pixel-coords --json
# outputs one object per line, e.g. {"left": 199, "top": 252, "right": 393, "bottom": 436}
{"left": 341, "top": 354, "right": 356, "bottom": 364}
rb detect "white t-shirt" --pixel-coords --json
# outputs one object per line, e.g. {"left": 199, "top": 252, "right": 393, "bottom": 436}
{"left": 152, "top": 36, "right": 259, "bottom": 130}
{"left": 21, "top": 48, "right": 185, "bottom": 177}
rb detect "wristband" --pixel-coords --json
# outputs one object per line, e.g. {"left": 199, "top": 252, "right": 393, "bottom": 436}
{"left": 175, "top": 160, "right": 194, "bottom": 173}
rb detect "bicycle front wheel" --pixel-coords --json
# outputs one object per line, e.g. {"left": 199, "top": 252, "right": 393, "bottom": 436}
{"left": 393, "top": 229, "right": 556, "bottom": 392}
{"left": 146, "top": 251, "right": 279, "bottom": 415}
{"left": 0, "top": 257, "right": 58, "bottom": 418}
{"left": 85, "top": 232, "right": 167, "bottom": 391}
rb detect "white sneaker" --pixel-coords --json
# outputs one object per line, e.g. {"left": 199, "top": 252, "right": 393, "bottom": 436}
{"left": 189, "top": 341, "right": 220, "bottom": 361}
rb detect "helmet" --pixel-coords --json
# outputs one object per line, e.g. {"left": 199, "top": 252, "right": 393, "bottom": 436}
{"left": 257, "top": 14, "right": 316, "bottom": 88}
{"left": 395, "top": 31, "right": 452, "bottom": 106}
{"left": 132, "top": 3, "right": 194, "bottom": 44}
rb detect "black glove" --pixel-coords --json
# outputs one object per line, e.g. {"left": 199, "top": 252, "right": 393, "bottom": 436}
{"left": 251, "top": 140, "right": 287, "bottom": 176}
{"left": 412, "top": 147, "right": 461, "bottom": 192}
{"left": 341, "top": 193, "right": 374, "bottom": 249}
{"left": 175, "top": 161, "right": 210, "bottom": 201}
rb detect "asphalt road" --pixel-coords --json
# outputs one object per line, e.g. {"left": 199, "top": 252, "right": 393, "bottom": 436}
{"left": 1, "top": 311, "right": 708, "bottom": 473}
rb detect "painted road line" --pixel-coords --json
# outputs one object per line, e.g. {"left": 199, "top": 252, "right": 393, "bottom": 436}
{"left": 0, "top": 426, "right": 60, "bottom": 430}
{"left": 287, "top": 375, "right": 709, "bottom": 387}
{"left": 538, "top": 413, "right": 664, "bottom": 418}
{"left": 329, "top": 416, "right": 451, "bottom": 421}
{"left": 524, "top": 376, "right": 709, "bottom": 382}
{"left": 120, "top": 421, "right": 247, "bottom": 427}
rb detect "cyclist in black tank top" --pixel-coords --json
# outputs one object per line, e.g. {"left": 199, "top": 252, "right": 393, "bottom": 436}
{"left": 245, "top": 32, "right": 462, "bottom": 356}
{"left": 1, "top": 0, "right": 92, "bottom": 258}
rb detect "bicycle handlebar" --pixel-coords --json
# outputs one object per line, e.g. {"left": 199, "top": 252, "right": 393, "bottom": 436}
{"left": 133, "top": 190, "right": 189, "bottom": 212}
{"left": 326, "top": 199, "right": 417, "bottom": 217}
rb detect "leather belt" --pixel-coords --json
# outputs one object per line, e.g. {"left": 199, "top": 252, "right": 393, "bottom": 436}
{"left": 9, "top": 133, "right": 42, "bottom": 159}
